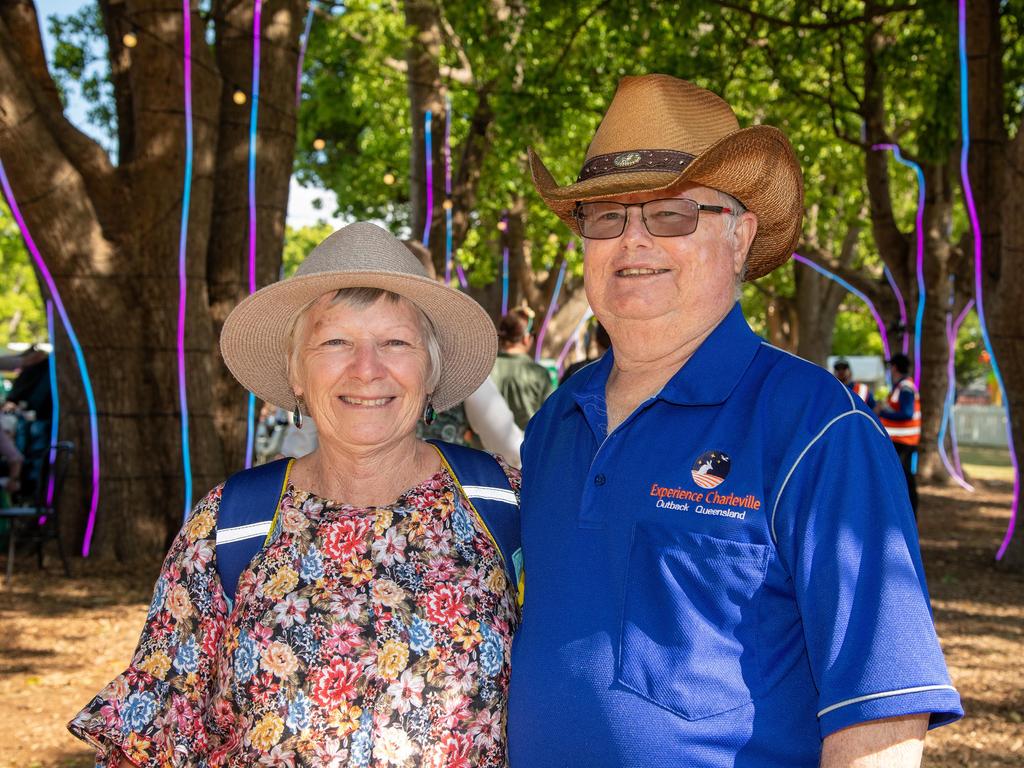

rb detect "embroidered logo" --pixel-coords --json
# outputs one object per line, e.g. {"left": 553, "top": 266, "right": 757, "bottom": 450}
{"left": 690, "top": 450, "right": 731, "bottom": 489}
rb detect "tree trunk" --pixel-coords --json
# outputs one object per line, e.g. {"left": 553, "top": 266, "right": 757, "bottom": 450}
{"left": 860, "top": 21, "right": 964, "bottom": 486}
{"left": 207, "top": 0, "right": 302, "bottom": 471}
{"left": 915, "top": 163, "right": 957, "bottom": 483}
{"left": 990, "top": 121, "right": 1024, "bottom": 565}
{"left": 404, "top": 0, "right": 446, "bottom": 275}
{"left": 0, "top": 0, "right": 302, "bottom": 559}
{"left": 964, "top": 0, "right": 1023, "bottom": 565}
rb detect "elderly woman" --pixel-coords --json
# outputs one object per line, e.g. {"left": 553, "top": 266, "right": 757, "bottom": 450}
{"left": 69, "top": 223, "right": 520, "bottom": 767}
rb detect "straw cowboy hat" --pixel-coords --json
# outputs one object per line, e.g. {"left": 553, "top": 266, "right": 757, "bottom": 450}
{"left": 529, "top": 74, "right": 804, "bottom": 280}
{"left": 220, "top": 222, "right": 497, "bottom": 414}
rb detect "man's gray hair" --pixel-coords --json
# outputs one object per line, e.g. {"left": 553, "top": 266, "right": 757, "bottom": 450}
{"left": 285, "top": 287, "right": 443, "bottom": 393}
{"left": 715, "top": 189, "right": 751, "bottom": 288}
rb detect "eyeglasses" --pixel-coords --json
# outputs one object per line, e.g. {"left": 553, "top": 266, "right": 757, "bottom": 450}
{"left": 573, "top": 198, "right": 733, "bottom": 240}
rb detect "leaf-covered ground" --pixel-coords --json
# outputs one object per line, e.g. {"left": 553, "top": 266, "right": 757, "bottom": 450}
{"left": 1, "top": 468, "right": 1021, "bottom": 767}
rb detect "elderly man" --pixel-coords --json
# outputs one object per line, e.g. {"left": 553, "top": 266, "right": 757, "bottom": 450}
{"left": 508, "top": 75, "right": 961, "bottom": 768}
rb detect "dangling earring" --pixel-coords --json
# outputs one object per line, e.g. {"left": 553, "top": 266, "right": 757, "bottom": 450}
{"left": 293, "top": 394, "right": 304, "bottom": 430}
{"left": 422, "top": 398, "right": 436, "bottom": 426}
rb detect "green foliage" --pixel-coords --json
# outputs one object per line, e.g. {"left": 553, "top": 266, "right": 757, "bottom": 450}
{"left": 47, "top": 4, "right": 116, "bottom": 151}
{"left": 1002, "top": 0, "right": 1024, "bottom": 135}
{"left": 953, "top": 311, "right": 989, "bottom": 389}
{"left": 283, "top": 223, "right": 336, "bottom": 277}
{"left": 0, "top": 203, "right": 47, "bottom": 347}
{"left": 831, "top": 302, "right": 885, "bottom": 357}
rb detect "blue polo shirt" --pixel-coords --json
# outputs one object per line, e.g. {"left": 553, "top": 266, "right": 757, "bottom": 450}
{"left": 508, "top": 304, "right": 961, "bottom": 768}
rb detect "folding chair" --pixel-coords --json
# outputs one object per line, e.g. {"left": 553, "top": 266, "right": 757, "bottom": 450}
{"left": 2, "top": 441, "right": 74, "bottom": 584}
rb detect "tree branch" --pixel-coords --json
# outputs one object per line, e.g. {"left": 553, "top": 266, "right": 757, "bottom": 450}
{"left": 0, "top": 1, "right": 115, "bottom": 184}
{"left": 98, "top": 0, "right": 134, "bottom": 163}
{"left": 436, "top": 5, "right": 475, "bottom": 84}
{"left": 715, "top": 0, "right": 921, "bottom": 31}
{"left": 541, "top": 0, "right": 612, "bottom": 83}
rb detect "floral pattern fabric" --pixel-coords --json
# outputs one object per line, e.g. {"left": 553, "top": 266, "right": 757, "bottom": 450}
{"left": 69, "top": 460, "right": 520, "bottom": 767}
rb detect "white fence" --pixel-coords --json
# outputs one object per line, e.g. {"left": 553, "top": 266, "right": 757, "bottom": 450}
{"left": 954, "top": 405, "right": 1009, "bottom": 448}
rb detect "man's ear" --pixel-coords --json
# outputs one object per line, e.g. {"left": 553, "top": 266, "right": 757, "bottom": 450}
{"left": 732, "top": 212, "right": 758, "bottom": 274}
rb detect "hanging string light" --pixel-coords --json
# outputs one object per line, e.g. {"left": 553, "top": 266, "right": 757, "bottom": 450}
{"left": 872, "top": 143, "right": 925, "bottom": 388}
{"left": 959, "top": 0, "right": 1018, "bottom": 560}
{"left": 43, "top": 300, "right": 60, "bottom": 515}
{"left": 937, "top": 300, "right": 975, "bottom": 492}
{"left": 244, "top": 0, "right": 263, "bottom": 468}
{"left": 295, "top": 2, "right": 315, "bottom": 107}
{"left": 177, "top": 0, "right": 195, "bottom": 516}
{"left": 534, "top": 245, "right": 572, "bottom": 362}
{"left": 499, "top": 213, "right": 509, "bottom": 316}
{"left": 792, "top": 253, "right": 892, "bottom": 360}
{"left": 1, "top": 160, "right": 101, "bottom": 557}
{"left": 556, "top": 307, "right": 594, "bottom": 373}
{"left": 883, "top": 265, "right": 910, "bottom": 355}
{"left": 422, "top": 110, "right": 434, "bottom": 248}
{"left": 443, "top": 95, "right": 455, "bottom": 286}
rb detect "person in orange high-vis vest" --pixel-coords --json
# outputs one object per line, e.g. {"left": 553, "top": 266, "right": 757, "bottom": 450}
{"left": 877, "top": 354, "right": 921, "bottom": 517}
{"left": 832, "top": 359, "right": 876, "bottom": 409}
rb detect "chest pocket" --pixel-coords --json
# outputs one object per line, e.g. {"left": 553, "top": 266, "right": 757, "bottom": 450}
{"left": 616, "top": 521, "right": 769, "bottom": 721}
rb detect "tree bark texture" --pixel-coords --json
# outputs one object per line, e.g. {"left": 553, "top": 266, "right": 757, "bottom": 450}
{"left": 0, "top": 0, "right": 302, "bottom": 559}
{"left": 860, "top": 21, "right": 963, "bottom": 485}
{"left": 400, "top": 0, "right": 583, "bottom": 353}
{"left": 965, "top": 0, "right": 1023, "bottom": 564}
{"left": 404, "top": 0, "right": 446, "bottom": 276}
{"left": 794, "top": 260, "right": 844, "bottom": 365}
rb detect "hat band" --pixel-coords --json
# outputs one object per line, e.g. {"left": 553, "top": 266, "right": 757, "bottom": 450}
{"left": 576, "top": 149, "right": 696, "bottom": 183}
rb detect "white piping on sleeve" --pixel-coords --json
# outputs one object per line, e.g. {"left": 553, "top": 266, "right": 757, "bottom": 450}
{"left": 817, "top": 685, "right": 958, "bottom": 718}
{"left": 461, "top": 486, "right": 518, "bottom": 505}
{"left": 216, "top": 521, "right": 273, "bottom": 545}
{"left": 770, "top": 410, "right": 887, "bottom": 543}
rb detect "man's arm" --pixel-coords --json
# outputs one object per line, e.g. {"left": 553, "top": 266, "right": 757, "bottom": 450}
{"left": 820, "top": 714, "right": 928, "bottom": 767}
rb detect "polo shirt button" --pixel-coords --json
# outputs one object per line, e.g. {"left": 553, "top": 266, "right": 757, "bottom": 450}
{"left": 594, "top": 474, "right": 606, "bottom": 486}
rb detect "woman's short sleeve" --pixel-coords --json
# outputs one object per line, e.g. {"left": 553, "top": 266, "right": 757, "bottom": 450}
{"left": 67, "top": 485, "right": 231, "bottom": 767}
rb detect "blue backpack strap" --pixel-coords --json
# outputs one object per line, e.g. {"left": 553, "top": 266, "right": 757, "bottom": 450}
{"left": 215, "top": 458, "right": 294, "bottom": 604}
{"left": 427, "top": 440, "right": 522, "bottom": 597}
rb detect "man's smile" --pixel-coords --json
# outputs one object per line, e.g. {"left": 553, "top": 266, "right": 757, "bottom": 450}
{"left": 615, "top": 267, "right": 670, "bottom": 277}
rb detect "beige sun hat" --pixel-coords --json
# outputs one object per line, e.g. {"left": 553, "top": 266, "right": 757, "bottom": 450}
{"left": 220, "top": 222, "right": 497, "bottom": 414}
{"left": 529, "top": 74, "right": 804, "bottom": 280}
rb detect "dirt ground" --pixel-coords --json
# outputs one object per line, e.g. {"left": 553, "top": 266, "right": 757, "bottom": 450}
{"left": 1, "top": 464, "right": 1022, "bottom": 767}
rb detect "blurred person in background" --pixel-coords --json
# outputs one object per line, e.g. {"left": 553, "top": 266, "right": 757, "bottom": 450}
{"left": 491, "top": 310, "right": 554, "bottom": 430}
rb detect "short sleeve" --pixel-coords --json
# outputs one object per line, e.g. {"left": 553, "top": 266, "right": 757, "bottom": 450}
{"left": 771, "top": 410, "right": 963, "bottom": 737}
{"left": 67, "top": 486, "right": 231, "bottom": 767}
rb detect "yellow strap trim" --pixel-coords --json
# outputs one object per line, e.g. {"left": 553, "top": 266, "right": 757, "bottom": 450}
{"left": 263, "top": 458, "right": 296, "bottom": 547}
{"left": 431, "top": 445, "right": 507, "bottom": 574}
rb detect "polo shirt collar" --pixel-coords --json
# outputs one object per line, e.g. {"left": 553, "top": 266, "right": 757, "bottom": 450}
{"left": 572, "top": 303, "right": 761, "bottom": 411}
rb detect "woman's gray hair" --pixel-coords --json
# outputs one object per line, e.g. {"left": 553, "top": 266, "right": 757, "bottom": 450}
{"left": 285, "top": 287, "right": 443, "bottom": 394}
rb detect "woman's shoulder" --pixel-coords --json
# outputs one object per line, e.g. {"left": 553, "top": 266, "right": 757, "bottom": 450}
{"left": 180, "top": 482, "right": 227, "bottom": 543}
{"left": 432, "top": 441, "right": 521, "bottom": 496}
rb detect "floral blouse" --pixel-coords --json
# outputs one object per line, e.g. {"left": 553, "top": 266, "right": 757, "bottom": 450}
{"left": 69, "top": 459, "right": 521, "bottom": 767}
